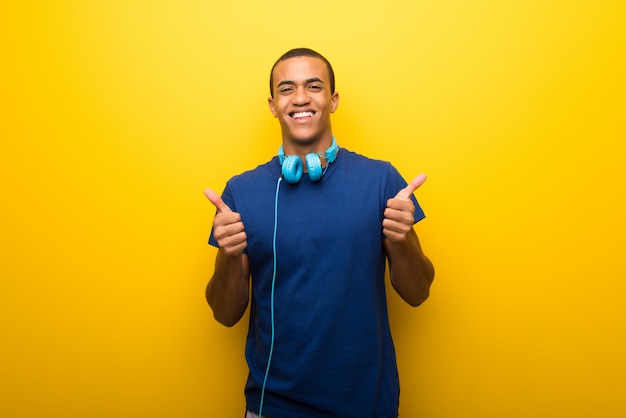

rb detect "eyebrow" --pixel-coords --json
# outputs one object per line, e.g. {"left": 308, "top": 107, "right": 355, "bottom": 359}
{"left": 277, "top": 77, "right": 325, "bottom": 88}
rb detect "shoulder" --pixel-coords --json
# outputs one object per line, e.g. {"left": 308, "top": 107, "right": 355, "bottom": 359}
{"left": 220, "top": 158, "right": 282, "bottom": 209}
{"left": 227, "top": 158, "right": 281, "bottom": 188}
{"left": 338, "top": 148, "right": 401, "bottom": 180}
{"left": 338, "top": 148, "right": 413, "bottom": 199}
{"left": 339, "top": 148, "right": 394, "bottom": 169}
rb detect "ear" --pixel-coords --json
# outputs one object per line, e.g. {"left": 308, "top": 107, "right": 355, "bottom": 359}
{"left": 330, "top": 92, "right": 339, "bottom": 113}
{"left": 268, "top": 97, "right": 278, "bottom": 118}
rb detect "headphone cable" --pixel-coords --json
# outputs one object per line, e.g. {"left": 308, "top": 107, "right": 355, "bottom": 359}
{"left": 258, "top": 176, "right": 282, "bottom": 417}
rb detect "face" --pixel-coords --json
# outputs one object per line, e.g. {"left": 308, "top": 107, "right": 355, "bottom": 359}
{"left": 268, "top": 56, "right": 339, "bottom": 148}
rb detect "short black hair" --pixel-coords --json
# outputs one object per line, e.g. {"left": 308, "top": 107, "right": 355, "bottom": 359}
{"left": 269, "top": 48, "right": 335, "bottom": 98}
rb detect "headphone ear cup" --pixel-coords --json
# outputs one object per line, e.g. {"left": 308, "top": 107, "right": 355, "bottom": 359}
{"left": 305, "top": 153, "right": 323, "bottom": 181}
{"left": 282, "top": 155, "right": 303, "bottom": 184}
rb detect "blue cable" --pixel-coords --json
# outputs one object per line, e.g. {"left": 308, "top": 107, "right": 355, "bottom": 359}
{"left": 258, "top": 176, "right": 282, "bottom": 417}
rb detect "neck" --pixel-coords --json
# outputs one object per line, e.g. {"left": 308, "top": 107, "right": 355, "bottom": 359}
{"left": 278, "top": 136, "right": 339, "bottom": 171}
{"left": 281, "top": 133, "right": 334, "bottom": 158}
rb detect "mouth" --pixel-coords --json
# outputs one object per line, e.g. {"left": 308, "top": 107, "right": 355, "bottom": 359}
{"left": 289, "top": 111, "right": 315, "bottom": 121}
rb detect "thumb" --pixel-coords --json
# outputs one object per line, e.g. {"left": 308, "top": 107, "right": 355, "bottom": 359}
{"left": 395, "top": 174, "right": 427, "bottom": 200}
{"left": 204, "top": 188, "right": 232, "bottom": 213}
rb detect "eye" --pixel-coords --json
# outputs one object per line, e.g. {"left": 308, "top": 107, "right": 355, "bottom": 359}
{"left": 308, "top": 84, "right": 322, "bottom": 91}
{"left": 279, "top": 86, "right": 294, "bottom": 94}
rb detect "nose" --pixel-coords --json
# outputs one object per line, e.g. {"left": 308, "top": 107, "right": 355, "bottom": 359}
{"left": 291, "top": 87, "right": 310, "bottom": 105}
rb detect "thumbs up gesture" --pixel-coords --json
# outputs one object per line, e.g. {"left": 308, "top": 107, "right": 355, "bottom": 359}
{"left": 382, "top": 174, "right": 427, "bottom": 242}
{"left": 204, "top": 188, "right": 248, "bottom": 256}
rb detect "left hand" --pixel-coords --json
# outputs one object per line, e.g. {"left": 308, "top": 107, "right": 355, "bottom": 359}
{"left": 382, "top": 174, "right": 427, "bottom": 242}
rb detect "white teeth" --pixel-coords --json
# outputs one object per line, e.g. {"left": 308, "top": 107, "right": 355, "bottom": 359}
{"left": 292, "top": 111, "right": 314, "bottom": 119}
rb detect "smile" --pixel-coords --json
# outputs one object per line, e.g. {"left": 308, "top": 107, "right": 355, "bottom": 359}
{"left": 290, "top": 111, "right": 315, "bottom": 120}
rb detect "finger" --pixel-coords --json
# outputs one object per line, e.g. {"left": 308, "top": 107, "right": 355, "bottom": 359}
{"left": 204, "top": 188, "right": 232, "bottom": 214}
{"left": 382, "top": 215, "right": 413, "bottom": 241}
{"left": 395, "top": 174, "right": 427, "bottom": 200}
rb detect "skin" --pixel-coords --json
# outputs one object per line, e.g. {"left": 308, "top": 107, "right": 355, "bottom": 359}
{"left": 268, "top": 56, "right": 339, "bottom": 160}
{"left": 205, "top": 56, "right": 434, "bottom": 326}
{"left": 382, "top": 174, "right": 435, "bottom": 307}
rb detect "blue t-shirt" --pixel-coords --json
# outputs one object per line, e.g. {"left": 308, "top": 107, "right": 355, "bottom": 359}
{"left": 209, "top": 148, "right": 424, "bottom": 418}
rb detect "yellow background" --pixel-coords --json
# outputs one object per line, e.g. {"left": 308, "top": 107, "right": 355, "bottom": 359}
{"left": 1, "top": 1, "right": 625, "bottom": 417}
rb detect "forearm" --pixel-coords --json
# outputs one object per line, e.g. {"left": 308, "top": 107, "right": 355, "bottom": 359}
{"left": 384, "top": 228, "right": 435, "bottom": 307}
{"left": 206, "top": 250, "right": 250, "bottom": 327}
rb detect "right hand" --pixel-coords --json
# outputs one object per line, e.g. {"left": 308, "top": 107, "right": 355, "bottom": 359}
{"left": 204, "top": 188, "right": 247, "bottom": 256}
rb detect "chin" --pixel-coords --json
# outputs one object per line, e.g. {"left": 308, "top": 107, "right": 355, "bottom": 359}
{"left": 286, "top": 134, "right": 319, "bottom": 146}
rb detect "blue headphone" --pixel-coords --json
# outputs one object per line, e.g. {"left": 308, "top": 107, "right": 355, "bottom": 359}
{"left": 277, "top": 137, "right": 339, "bottom": 184}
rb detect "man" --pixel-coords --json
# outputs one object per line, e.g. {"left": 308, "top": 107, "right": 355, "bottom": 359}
{"left": 205, "top": 48, "right": 434, "bottom": 418}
